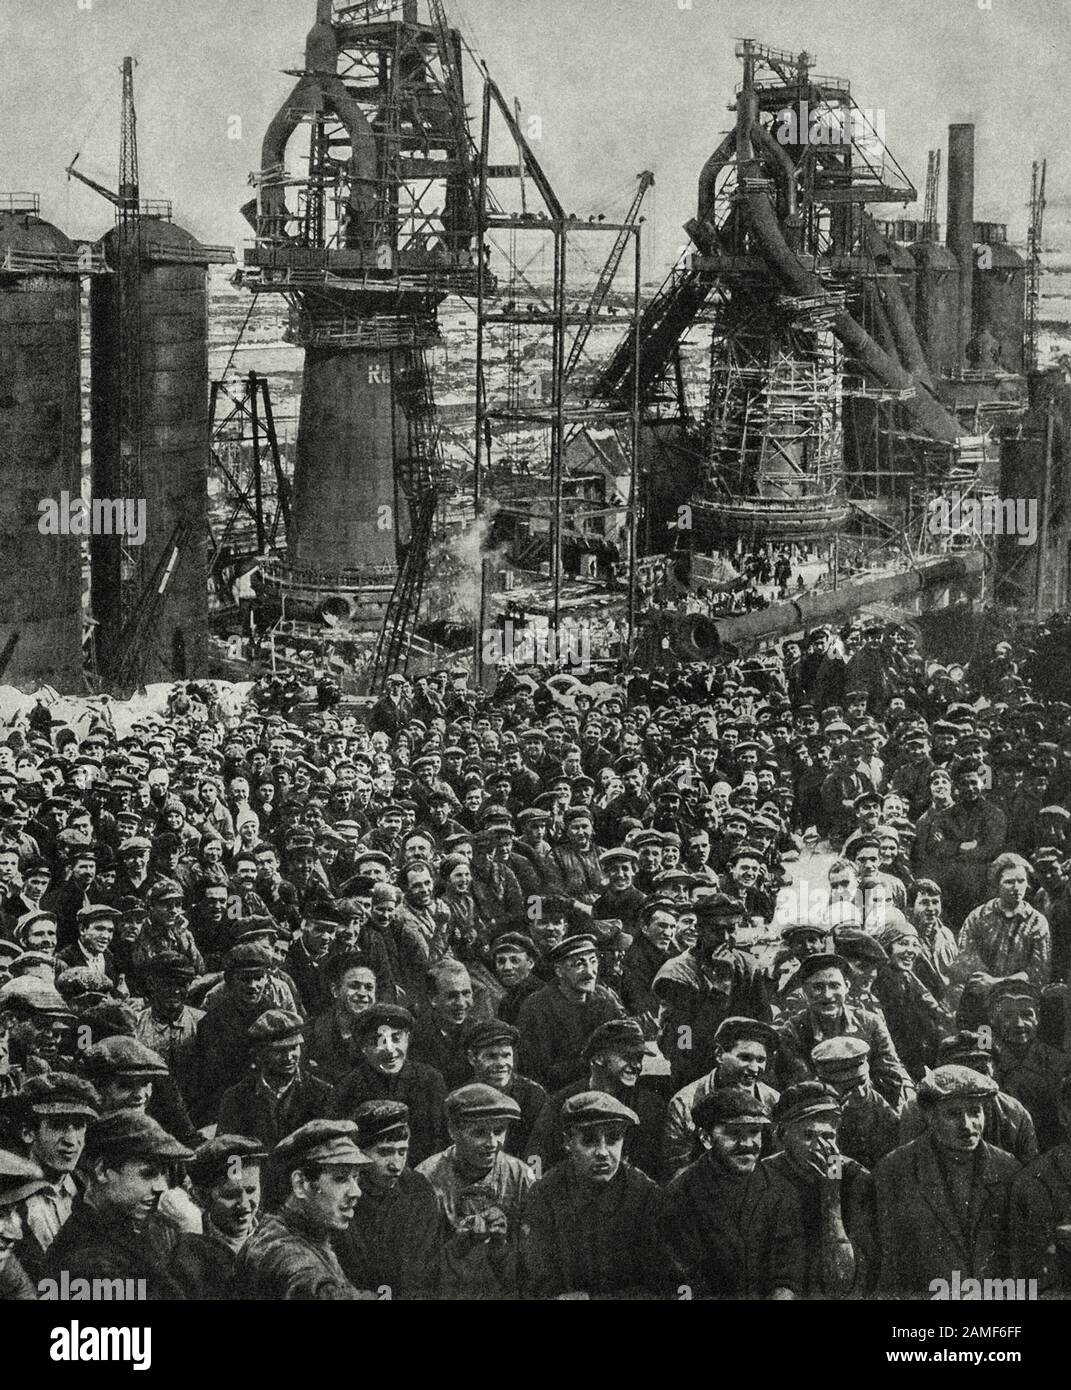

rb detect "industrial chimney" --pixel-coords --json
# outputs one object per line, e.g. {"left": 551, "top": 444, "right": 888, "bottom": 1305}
{"left": 946, "top": 123, "right": 975, "bottom": 368}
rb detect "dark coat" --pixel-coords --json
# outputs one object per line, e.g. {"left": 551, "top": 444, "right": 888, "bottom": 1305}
{"left": 520, "top": 1160, "right": 667, "bottom": 1299}
{"left": 237, "top": 1205, "right": 357, "bottom": 1299}
{"left": 216, "top": 1070, "right": 333, "bottom": 1152}
{"left": 45, "top": 1199, "right": 186, "bottom": 1301}
{"left": 409, "top": 1017, "right": 471, "bottom": 1090}
{"left": 526, "top": 1078, "right": 666, "bottom": 1183}
{"left": 516, "top": 983, "right": 624, "bottom": 1091}
{"left": 330, "top": 1058, "right": 447, "bottom": 1166}
{"left": 873, "top": 1135, "right": 1021, "bottom": 1298}
{"left": 304, "top": 1009, "right": 364, "bottom": 1087}
{"left": 759, "top": 1151, "right": 877, "bottom": 1298}
{"left": 333, "top": 1169, "right": 441, "bottom": 1299}
{"left": 994, "top": 1039, "right": 1071, "bottom": 1154}
{"left": 169, "top": 1231, "right": 243, "bottom": 1300}
{"left": 1010, "top": 1143, "right": 1071, "bottom": 1293}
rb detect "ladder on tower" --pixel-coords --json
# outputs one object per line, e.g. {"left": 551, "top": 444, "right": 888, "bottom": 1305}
{"left": 369, "top": 487, "right": 440, "bottom": 690}
{"left": 564, "top": 170, "right": 654, "bottom": 382}
{"left": 1026, "top": 159, "right": 1047, "bottom": 373}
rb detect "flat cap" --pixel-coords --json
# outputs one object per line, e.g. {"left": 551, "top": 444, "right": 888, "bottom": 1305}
{"left": 354, "top": 1100, "right": 410, "bottom": 1148}
{"left": 146, "top": 951, "right": 197, "bottom": 982}
{"left": 834, "top": 929, "right": 889, "bottom": 965}
{"left": 917, "top": 1064, "right": 998, "bottom": 1105}
{"left": 248, "top": 1009, "right": 305, "bottom": 1046}
{"left": 86, "top": 1109, "right": 193, "bottom": 1163}
{"left": 713, "top": 1016, "right": 779, "bottom": 1052}
{"left": 462, "top": 1018, "right": 520, "bottom": 1053}
{"left": 581, "top": 1016, "right": 646, "bottom": 1060}
{"left": 273, "top": 1120, "right": 369, "bottom": 1171}
{"left": 82, "top": 1036, "right": 170, "bottom": 1080}
{"left": 811, "top": 1036, "right": 871, "bottom": 1079}
{"left": 76, "top": 903, "right": 121, "bottom": 924}
{"left": 774, "top": 1081, "right": 842, "bottom": 1128}
{"left": 187, "top": 1135, "right": 267, "bottom": 1189}
{"left": 224, "top": 944, "right": 274, "bottom": 974}
{"left": 148, "top": 880, "right": 183, "bottom": 904}
{"left": 0, "top": 977, "right": 73, "bottom": 1019}
{"left": 444, "top": 1083, "right": 521, "bottom": 1125}
{"left": 490, "top": 932, "right": 537, "bottom": 959}
{"left": 18, "top": 1071, "right": 100, "bottom": 1119}
{"left": 797, "top": 952, "right": 852, "bottom": 983}
{"left": 0, "top": 1150, "right": 51, "bottom": 1209}
{"left": 691, "top": 1086, "right": 772, "bottom": 1130}
{"left": 599, "top": 847, "right": 639, "bottom": 867}
{"left": 987, "top": 977, "right": 1041, "bottom": 1010}
{"left": 352, "top": 1002, "right": 414, "bottom": 1039}
{"left": 560, "top": 1090, "right": 638, "bottom": 1129}
{"left": 937, "top": 1030, "right": 994, "bottom": 1067}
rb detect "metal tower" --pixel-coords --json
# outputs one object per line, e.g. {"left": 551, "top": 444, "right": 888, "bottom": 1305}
{"left": 1025, "top": 158, "right": 1047, "bottom": 373}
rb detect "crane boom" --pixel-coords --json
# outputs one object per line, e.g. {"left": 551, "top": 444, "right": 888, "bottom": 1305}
{"left": 1026, "top": 158, "right": 1047, "bottom": 373}
{"left": 564, "top": 170, "right": 654, "bottom": 381}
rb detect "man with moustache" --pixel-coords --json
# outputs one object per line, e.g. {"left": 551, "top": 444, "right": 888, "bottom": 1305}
{"left": 520, "top": 1091, "right": 668, "bottom": 1299}
{"left": 516, "top": 934, "right": 624, "bottom": 1091}
{"left": 526, "top": 1018, "right": 665, "bottom": 1180}
{"left": 238, "top": 1120, "right": 370, "bottom": 1299}
{"left": 333, "top": 1101, "right": 441, "bottom": 1300}
{"left": 330, "top": 1003, "right": 447, "bottom": 1166}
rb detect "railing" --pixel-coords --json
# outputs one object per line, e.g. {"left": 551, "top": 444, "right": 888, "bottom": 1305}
{"left": 0, "top": 246, "right": 108, "bottom": 275}
{"left": 0, "top": 192, "right": 40, "bottom": 214}
{"left": 262, "top": 556, "right": 398, "bottom": 589}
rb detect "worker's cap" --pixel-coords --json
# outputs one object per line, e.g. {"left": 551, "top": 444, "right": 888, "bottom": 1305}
{"left": 248, "top": 1009, "right": 305, "bottom": 1047}
{"left": 937, "top": 1030, "right": 995, "bottom": 1067}
{"left": 118, "top": 836, "right": 152, "bottom": 854}
{"left": 352, "top": 1003, "right": 415, "bottom": 1039}
{"left": 811, "top": 1036, "right": 871, "bottom": 1082}
{"left": 273, "top": 1120, "right": 369, "bottom": 1172}
{"left": 444, "top": 1084, "right": 521, "bottom": 1126}
{"left": 563, "top": 805, "right": 594, "bottom": 825}
{"left": 599, "top": 847, "right": 639, "bottom": 867}
{"left": 721, "top": 808, "right": 751, "bottom": 827}
{"left": 81, "top": 1036, "right": 169, "bottom": 1080}
{"left": 546, "top": 934, "right": 598, "bottom": 964}
{"left": 560, "top": 1090, "right": 638, "bottom": 1131}
{"left": 691, "top": 1087, "right": 772, "bottom": 1131}
{"left": 833, "top": 929, "right": 889, "bottom": 965}
{"left": 224, "top": 944, "right": 274, "bottom": 975}
{"left": 462, "top": 1018, "right": 520, "bottom": 1053}
{"left": 630, "top": 831, "right": 664, "bottom": 850}
{"left": 796, "top": 952, "right": 852, "bottom": 983}
{"left": 987, "top": 977, "right": 1041, "bottom": 1011}
{"left": 0, "top": 1150, "right": 51, "bottom": 1209}
{"left": 86, "top": 1110, "right": 194, "bottom": 1165}
{"left": 727, "top": 844, "right": 765, "bottom": 868}
{"left": 490, "top": 932, "right": 537, "bottom": 959}
{"left": 694, "top": 893, "right": 748, "bottom": 925}
{"left": 917, "top": 1064, "right": 998, "bottom": 1106}
{"left": 581, "top": 1017, "right": 645, "bottom": 1061}
{"left": 517, "top": 808, "right": 551, "bottom": 827}
{"left": 18, "top": 1071, "right": 100, "bottom": 1119}
{"left": 187, "top": 1135, "right": 268, "bottom": 1190}
{"left": 76, "top": 903, "right": 121, "bottom": 926}
{"left": 0, "top": 976, "right": 73, "bottom": 1020}
{"left": 146, "top": 951, "right": 197, "bottom": 983}
{"left": 713, "top": 1016, "right": 779, "bottom": 1052}
{"left": 354, "top": 1100, "right": 410, "bottom": 1148}
{"left": 774, "top": 1081, "right": 842, "bottom": 1129}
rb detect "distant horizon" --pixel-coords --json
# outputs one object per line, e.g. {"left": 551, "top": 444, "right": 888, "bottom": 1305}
{"left": 1, "top": 0, "right": 1062, "bottom": 278}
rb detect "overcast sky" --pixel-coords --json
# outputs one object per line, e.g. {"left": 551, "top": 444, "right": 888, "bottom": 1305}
{"left": 1, "top": 0, "right": 1063, "bottom": 273}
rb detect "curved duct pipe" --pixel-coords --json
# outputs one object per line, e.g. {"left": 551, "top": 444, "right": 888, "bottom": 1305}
{"left": 735, "top": 89, "right": 962, "bottom": 445}
{"left": 863, "top": 279, "right": 901, "bottom": 361}
{"left": 696, "top": 131, "right": 738, "bottom": 224}
{"left": 863, "top": 219, "right": 935, "bottom": 390}
{"left": 751, "top": 120, "right": 799, "bottom": 223}
{"left": 258, "top": 7, "right": 378, "bottom": 242}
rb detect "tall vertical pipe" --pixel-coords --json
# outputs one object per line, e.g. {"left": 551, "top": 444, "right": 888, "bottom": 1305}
{"left": 946, "top": 124, "right": 975, "bottom": 368}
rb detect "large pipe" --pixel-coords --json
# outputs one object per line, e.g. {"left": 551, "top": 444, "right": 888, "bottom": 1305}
{"left": 735, "top": 88, "right": 962, "bottom": 445}
{"left": 864, "top": 220, "right": 935, "bottom": 390}
{"left": 946, "top": 124, "right": 975, "bottom": 367}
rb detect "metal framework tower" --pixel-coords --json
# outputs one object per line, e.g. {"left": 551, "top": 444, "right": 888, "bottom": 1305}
{"left": 242, "top": 0, "right": 482, "bottom": 668}
{"left": 1025, "top": 158, "right": 1047, "bottom": 373}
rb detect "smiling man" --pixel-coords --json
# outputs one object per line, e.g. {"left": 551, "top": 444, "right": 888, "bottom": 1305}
{"left": 330, "top": 1003, "right": 446, "bottom": 1165}
{"left": 172, "top": 1135, "right": 266, "bottom": 1300}
{"left": 516, "top": 934, "right": 624, "bottom": 1091}
{"left": 238, "top": 1120, "right": 370, "bottom": 1300}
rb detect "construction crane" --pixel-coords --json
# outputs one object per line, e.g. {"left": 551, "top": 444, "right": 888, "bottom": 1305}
{"left": 564, "top": 170, "right": 654, "bottom": 381}
{"left": 67, "top": 57, "right": 146, "bottom": 656}
{"left": 922, "top": 148, "right": 940, "bottom": 238}
{"left": 1026, "top": 158, "right": 1047, "bottom": 373}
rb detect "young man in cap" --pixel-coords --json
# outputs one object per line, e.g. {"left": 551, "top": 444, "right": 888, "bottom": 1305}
{"left": 985, "top": 978, "right": 1069, "bottom": 1152}
{"left": 9, "top": 1072, "right": 100, "bottom": 1279}
{"left": 409, "top": 960, "right": 478, "bottom": 1089}
{"left": 131, "top": 952, "right": 203, "bottom": 1106}
{"left": 305, "top": 953, "right": 378, "bottom": 1086}
{"left": 761, "top": 1081, "right": 875, "bottom": 1298}
{"left": 526, "top": 1017, "right": 664, "bottom": 1181}
{"left": 520, "top": 1091, "right": 668, "bottom": 1299}
{"left": 929, "top": 763, "right": 1008, "bottom": 927}
{"left": 0, "top": 1150, "right": 52, "bottom": 1300}
{"left": 44, "top": 1110, "right": 196, "bottom": 1300}
{"left": 238, "top": 1120, "right": 369, "bottom": 1299}
{"left": 661, "top": 1087, "right": 788, "bottom": 1298}
{"left": 777, "top": 953, "right": 913, "bottom": 1110}
{"left": 216, "top": 1011, "right": 332, "bottom": 1185}
{"left": 461, "top": 1018, "right": 545, "bottom": 1158}
{"left": 516, "top": 933, "right": 624, "bottom": 1091}
{"left": 416, "top": 1082, "right": 531, "bottom": 1299}
{"left": 620, "top": 897, "right": 678, "bottom": 1024}
{"left": 80, "top": 1034, "right": 200, "bottom": 1150}
{"left": 333, "top": 1100, "right": 441, "bottom": 1300}
{"left": 663, "top": 1017, "right": 780, "bottom": 1182}
{"left": 873, "top": 1065, "right": 1020, "bottom": 1297}
{"left": 811, "top": 1037, "right": 900, "bottom": 1171}
{"left": 330, "top": 1003, "right": 447, "bottom": 1165}
{"left": 56, "top": 903, "right": 120, "bottom": 984}
{"left": 172, "top": 1135, "right": 266, "bottom": 1299}
{"left": 489, "top": 932, "right": 541, "bottom": 1026}
{"left": 189, "top": 944, "right": 283, "bottom": 1125}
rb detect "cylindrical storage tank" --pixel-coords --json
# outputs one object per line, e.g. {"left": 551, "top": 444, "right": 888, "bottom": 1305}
{"left": 0, "top": 206, "right": 85, "bottom": 689}
{"left": 90, "top": 218, "right": 210, "bottom": 681}
{"left": 972, "top": 240, "right": 1026, "bottom": 372}
{"left": 910, "top": 240, "right": 960, "bottom": 377}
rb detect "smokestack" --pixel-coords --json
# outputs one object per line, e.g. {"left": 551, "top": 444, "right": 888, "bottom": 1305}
{"left": 946, "top": 123, "right": 975, "bottom": 367}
